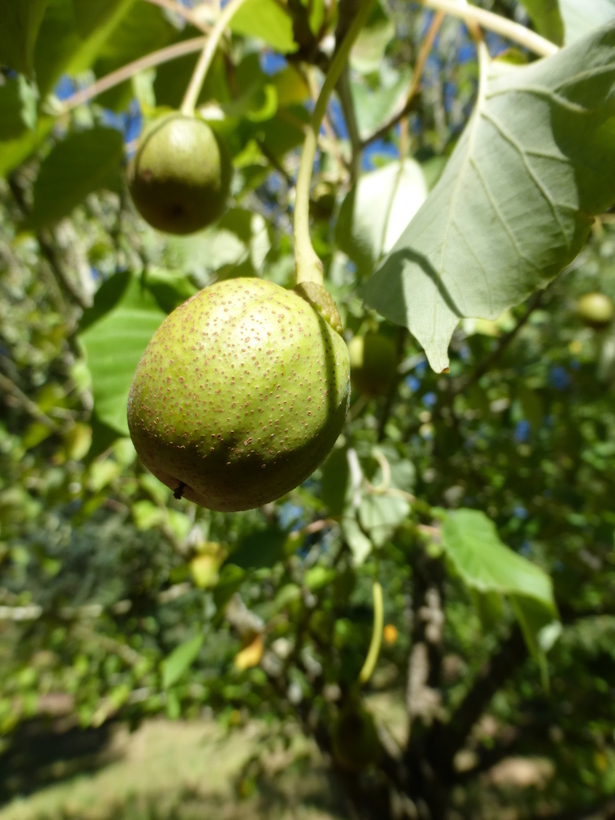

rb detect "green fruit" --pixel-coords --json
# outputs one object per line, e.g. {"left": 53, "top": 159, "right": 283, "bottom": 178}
{"left": 332, "top": 701, "right": 380, "bottom": 772}
{"left": 348, "top": 332, "right": 397, "bottom": 396}
{"left": 127, "top": 278, "right": 350, "bottom": 512}
{"left": 310, "top": 180, "right": 336, "bottom": 221}
{"left": 127, "top": 113, "right": 232, "bottom": 235}
{"left": 577, "top": 292, "right": 615, "bottom": 329}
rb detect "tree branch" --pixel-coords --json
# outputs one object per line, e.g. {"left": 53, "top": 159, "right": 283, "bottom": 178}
{"left": 458, "top": 288, "right": 547, "bottom": 390}
{"left": 361, "top": 10, "right": 444, "bottom": 150}
{"left": 427, "top": 623, "right": 527, "bottom": 778}
{"left": 336, "top": 64, "right": 361, "bottom": 183}
{"left": 60, "top": 37, "right": 208, "bottom": 113}
{"left": 143, "top": 0, "right": 211, "bottom": 33}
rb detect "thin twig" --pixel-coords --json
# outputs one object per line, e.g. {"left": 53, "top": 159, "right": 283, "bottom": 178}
{"left": 143, "top": 0, "right": 211, "bottom": 32}
{"left": 459, "top": 288, "right": 546, "bottom": 389}
{"left": 418, "top": 0, "right": 559, "bottom": 57}
{"left": 60, "top": 37, "right": 208, "bottom": 113}
{"left": 336, "top": 63, "right": 361, "bottom": 182}
{"left": 180, "top": 0, "right": 250, "bottom": 116}
{"left": 360, "top": 10, "right": 444, "bottom": 149}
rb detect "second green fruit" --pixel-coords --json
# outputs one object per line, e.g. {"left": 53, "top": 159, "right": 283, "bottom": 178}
{"left": 348, "top": 332, "right": 397, "bottom": 396}
{"left": 128, "top": 113, "right": 232, "bottom": 235}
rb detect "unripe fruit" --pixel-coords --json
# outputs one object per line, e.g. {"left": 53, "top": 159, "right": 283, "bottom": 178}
{"left": 332, "top": 701, "right": 380, "bottom": 772}
{"left": 310, "top": 180, "right": 336, "bottom": 221}
{"left": 348, "top": 332, "right": 397, "bottom": 396}
{"left": 127, "top": 113, "right": 232, "bottom": 235}
{"left": 127, "top": 278, "right": 350, "bottom": 512}
{"left": 577, "top": 292, "right": 614, "bottom": 329}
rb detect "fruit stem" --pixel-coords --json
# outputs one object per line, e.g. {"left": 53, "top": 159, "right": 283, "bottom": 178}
{"left": 358, "top": 580, "right": 383, "bottom": 685}
{"left": 180, "top": 0, "right": 251, "bottom": 117}
{"left": 294, "top": 0, "right": 376, "bottom": 288}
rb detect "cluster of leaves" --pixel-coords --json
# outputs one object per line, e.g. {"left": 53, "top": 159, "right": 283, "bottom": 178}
{"left": 1, "top": 1, "right": 615, "bottom": 818}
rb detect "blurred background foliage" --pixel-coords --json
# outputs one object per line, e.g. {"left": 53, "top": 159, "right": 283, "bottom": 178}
{"left": 1, "top": 0, "right": 615, "bottom": 819}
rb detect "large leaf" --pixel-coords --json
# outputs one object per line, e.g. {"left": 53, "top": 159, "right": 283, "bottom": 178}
{"left": 73, "top": 0, "right": 132, "bottom": 36}
{"left": 94, "top": 1, "right": 178, "bottom": 75}
{"left": 517, "top": 0, "right": 563, "bottom": 46}
{"left": 440, "top": 509, "right": 556, "bottom": 610}
{"left": 441, "top": 508, "right": 559, "bottom": 677}
{"left": 336, "top": 159, "right": 427, "bottom": 277}
{"left": 30, "top": 127, "right": 124, "bottom": 228}
{"left": 161, "top": 634, "right": 204, "bottom": 689}
{"left": 363, "top": 24, "right": 615, "bottom": 372}
{"left": 0, "top": 77, "right": 38, "bottom": 141}
{"left": 166, "top": 208, "right": 271, "bottom": 281}
{"left": 559, "top": 0, "right": 615, "bottom": 43}
{"left": 0, "top": 115, "right": 54, "bottom": 180}
{"left": 350, "top": 1, "right": 395, "bottom": 75}
{"left": 229, "top": 0, "right": 297, "bottom": 53}
{"left": 33, "top": 0, "right": 137, "bottom": 99}
{"left": 350, "top": 65, "right": 412, "bottom": 140}
{"left": 79, "top": 271, "right": 195, "bottom": 435}
{"left": 225, "top": 527, "right": 289, "bottom": 570}
{"left": 0, "top": 0, "right": 48, "bottom": 76}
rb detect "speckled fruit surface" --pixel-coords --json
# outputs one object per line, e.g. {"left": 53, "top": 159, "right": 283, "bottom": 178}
{"left": 127, "top": 278, "right": 351, "bottom": 512}
{"left": 128, "top": 113, "right": 232, "bottom": 235}
{"left": 348, "top": 332, "right": 397, "bottom": 396}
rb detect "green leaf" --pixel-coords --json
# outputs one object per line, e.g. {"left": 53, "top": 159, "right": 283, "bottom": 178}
{"left": 340, "top": 517, "right": 372, "bottom": 565}
{"left": 468, "top": 588, "right": 504, "bottom": 630}
{"left": 441, "top": 509, "right": 558, "bottom": 677}
{"left": 336, "top": 159, "right": 427, "bottom": 277}
{"left": 0, "top": 115, "right": 54, "bottom": 179}
{"left": 226, "top": 527, "right": 288, "bottom": 570}
{"left": 350, "top": 66, "right": 412, "bottom": 140}
{"left": 321, "top": 447, "right": 351, "bottom": 517}
{"left": 0, "top": 0, "right": 48, "bottom": 75}
{"left": 229, "top": 0, "right": 297, "bottom": 53}
{"left": 161, "top": 634, "right": 204, "bottom": 689}
{"left": 517, "top": 0, "right": 564, "bottom": 46}
{"left": 256, "top": 103, "right": 310, "bottom": 159}
{"left": 440, "top": 509, "right": 556, "bottom": 610}
{"left": 350, "top": 1, "right": 395, "bottom": 75}
{"left": 363, "top": 24, "right": 615, "bottom": 372}
{"left": 95, "top": 1, "right": 178, "bottom": 75}
{"left": 73, "top": 0, "right": 132, "bottom": 36}
{"left": 166, "top": 208, "right": 270, "bottom": 280}
{"left": 30, "top": 127, "right": 124, "bottom": 228}
{"left": 0, "top": 77, "right": 38, "bottom": 141}
{"left": 510, "top": 594, "right": 558, "bottom": 688}
{"left": 305, "top": 566, "right": 337, "bottom": 592}
{"left": 144, "top": 268, "right": 198, "bottom": 314}
{"left": 213, "top": 564, "right": 245, "bottom": 614}
{"left": 79, "top": 273, "right": 166, "bottom": 435}
{"left": 34, "top": 0, "right": 137, "bottom": 99}
{"left": 558, "top": 0, "right": 615, "bottom": 44}
{"left": 359, "top": 492, "right": 409, "bottom": 547}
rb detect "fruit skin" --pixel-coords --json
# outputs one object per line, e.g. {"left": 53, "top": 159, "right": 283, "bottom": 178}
{"left": 127, "top": 113, "right": 232, "bottom": 235}
{"left": 577, "top": 292, "right": 615, "bottom": 329}
{"left": 332, "top": 701, "right": 381, "bottom": 772}
{"left": 348, "top": 332, "right": 397, "bottom": 396}
{"left": 127, "top": 278, "right": 350, "bottom": 512}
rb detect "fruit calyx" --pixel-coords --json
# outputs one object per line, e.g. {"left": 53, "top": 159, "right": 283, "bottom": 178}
{"left": 295, "top": 281, "right": 343, "bottom": 335}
